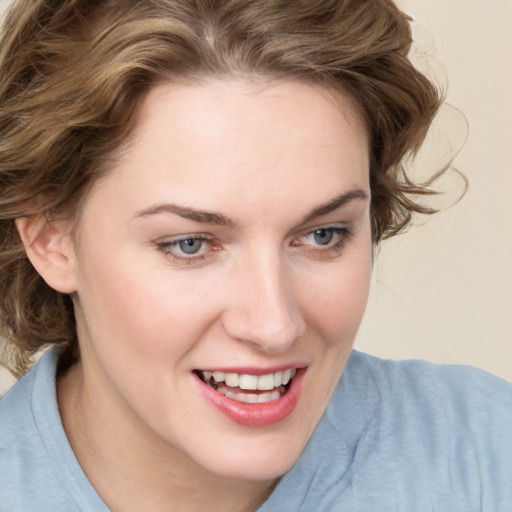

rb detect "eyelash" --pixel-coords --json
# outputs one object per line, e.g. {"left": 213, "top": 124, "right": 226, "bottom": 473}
{"left": 156, "top": 235, "right": 215, "bottom": 264}
{"left": 156, "top": 226, "right": 352, "bottom": 265}
{"left": 292, "top": 226, "right": 352, "bottom": 256}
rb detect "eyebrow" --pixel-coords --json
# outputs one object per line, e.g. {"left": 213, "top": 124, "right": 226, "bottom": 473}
{"left": 133, "top": 187, "right": 368, "bottom": 228}
{"left": 134, "top": 203, "right": 236, "bottom": 227}
{"left": 300, "top": 187, "right": 368, "bottom": 224}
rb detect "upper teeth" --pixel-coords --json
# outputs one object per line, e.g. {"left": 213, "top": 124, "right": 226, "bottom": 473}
{"left": 202, "top": 369, "right": 295, "bottom": 390}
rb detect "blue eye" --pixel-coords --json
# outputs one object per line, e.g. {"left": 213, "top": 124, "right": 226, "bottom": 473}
{"left": 156, "top": 234, "right": 221, "bottom": 265}
{"left": 310, "top": 229, "right": 334, "bottom": 246}
{"left": 304, "top": 228, "right": 339, "bottom": 247}
{"left": 176, "top": 237, "right": 204, "bottom": 254}
{"left": 293, "top": 226, "right": 352, "bottom": 257}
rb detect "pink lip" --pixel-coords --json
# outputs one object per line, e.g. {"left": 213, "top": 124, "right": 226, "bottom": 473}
{"left": 194, "top": 368, "right": 306, "bottom": 427}
{"left": 197, "top": 364, "right": 305, "bottom": 375}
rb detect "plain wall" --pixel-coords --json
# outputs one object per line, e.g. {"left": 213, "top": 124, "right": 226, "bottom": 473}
{"left": 355, "top": 0, "right": 512, "bottom": 380}
{"left": 1, "top": 0, "right": 511, "bottom": 394}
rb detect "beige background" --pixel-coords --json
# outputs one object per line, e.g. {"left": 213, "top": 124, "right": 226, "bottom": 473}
{"left": 355, "top": 0, "right": 512, "bottom": 380}
{"left": 1, "top": 0, "right": 511, "bottom": 394}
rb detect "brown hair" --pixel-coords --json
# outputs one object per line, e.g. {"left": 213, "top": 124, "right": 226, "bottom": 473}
{"left": 0, "top": 0, "right": 442, "bottom": 376}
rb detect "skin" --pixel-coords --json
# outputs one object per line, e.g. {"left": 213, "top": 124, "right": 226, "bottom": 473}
{"left": 50, "top": 79, "right": 373, "bottom": 511}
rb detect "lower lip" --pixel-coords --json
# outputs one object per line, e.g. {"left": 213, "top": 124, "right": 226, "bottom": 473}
{"left": 194, "top": 369, "right": 305, "bottom": 427}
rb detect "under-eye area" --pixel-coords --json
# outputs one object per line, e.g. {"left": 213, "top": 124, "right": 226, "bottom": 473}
{"left": 194, "top": 369, "right": 298, "bottom": 404}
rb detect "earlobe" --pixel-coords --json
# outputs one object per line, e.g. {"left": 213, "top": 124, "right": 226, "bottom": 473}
{"left": 15, "top": 214, "right": 78, "bottom": 294}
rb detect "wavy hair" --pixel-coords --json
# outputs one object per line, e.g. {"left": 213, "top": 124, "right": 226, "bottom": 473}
{"left": 0, "top": 0, "right": 443, "bottom": 376}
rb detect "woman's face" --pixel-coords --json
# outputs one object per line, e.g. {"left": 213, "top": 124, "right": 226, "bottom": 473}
{"left": 67, "top": 80, "right": 372, "bottom": 481}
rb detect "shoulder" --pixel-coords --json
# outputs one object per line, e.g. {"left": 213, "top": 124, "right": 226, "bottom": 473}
{"left": 339, "top": 350, "right": 512, "bottom": 446}
{"left": 0, "top": 350, "right": 83, "bottom": 511}
{"left": 263, "top": 352, "right": 512, "bottom": 511}
{"left": 347, "top": 350, "right": 512, "bottom": 416}
{"left": 325, "top": 351, "right": 512, "bottom": 510}
{"left": 0, "top": 359, "right": 39, "bottom": 456}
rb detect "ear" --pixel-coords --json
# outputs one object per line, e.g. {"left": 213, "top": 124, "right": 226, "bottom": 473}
{"left": 15, "top": 214, "right": 77, "bottom": 294}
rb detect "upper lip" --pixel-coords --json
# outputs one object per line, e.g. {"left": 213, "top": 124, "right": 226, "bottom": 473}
{"left": 194, "top": 364, "right": 307, "bottom": 375}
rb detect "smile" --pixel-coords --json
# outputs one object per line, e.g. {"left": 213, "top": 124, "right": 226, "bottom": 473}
{"left": 194, "top": 366, "right": 305, "bottom": 427}
{"left": 196, "top": 369, "right": 297, "bottom": 404}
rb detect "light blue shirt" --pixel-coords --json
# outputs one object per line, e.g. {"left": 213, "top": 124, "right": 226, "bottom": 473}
{"left": 1, "top": 349, "right": 511, "bottom": 511}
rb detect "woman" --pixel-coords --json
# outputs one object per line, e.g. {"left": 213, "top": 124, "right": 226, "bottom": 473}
{"left": 0, "top": 1, "right": 511, "bottom": 511}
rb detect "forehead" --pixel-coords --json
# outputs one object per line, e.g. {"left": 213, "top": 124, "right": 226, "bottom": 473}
{"left": 84, "top": 79, "right": 370, "bottom": 223}
{"left": 133, "top": 78, "right": 369, "bottom": 157}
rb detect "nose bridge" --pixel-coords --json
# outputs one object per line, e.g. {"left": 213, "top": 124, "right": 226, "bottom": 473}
{"left": 223, "top": 245, "right": 305, "bottom": 351}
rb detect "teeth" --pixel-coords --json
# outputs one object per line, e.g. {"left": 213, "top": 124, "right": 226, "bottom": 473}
{"left": 208, "top": 369, "right": 296, "bottom": 390}
{"left": 221, "top": 388, "right": 282, "bottom": 404}
{"left": 225, "top": 373, "right": 239, "bottom": 387}
{"left": 258, "top": 390, "right": 281, "bottom": 403}
{"left": 257, "top": 373, "right": 275, "bottom": 391}
{"left": 239, "top": 374, "right": 258, "bottom": 390}
{"left": 212, "top": 371, "right": 225, "bottom": 382}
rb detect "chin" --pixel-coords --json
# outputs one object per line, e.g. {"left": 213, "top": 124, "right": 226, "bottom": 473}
{"left": 195, "top": 428, "right": 311, "bottom": 482}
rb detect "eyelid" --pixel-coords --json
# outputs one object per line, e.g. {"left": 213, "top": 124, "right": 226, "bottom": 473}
{"left": 163, "top": 233, "right": 211, "bottom": 243}
{"left": 292, "top": 222, "right": 350, "bottom": 240}
{"left": 154, "top": 223, "right": 353, "bottom": 265}
{"left": 154, "top": 232, "right": 213, "bottom": 249}
{"left": 291, "top": 224, "right": 353, "bottom": 255}
{"left": 155, "top": 233, "right": 217, "bottom": 264}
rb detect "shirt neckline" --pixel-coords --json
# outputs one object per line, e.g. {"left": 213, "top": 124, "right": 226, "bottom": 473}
{"left": 31, "top": 348, "right": 110, "bottom": 511}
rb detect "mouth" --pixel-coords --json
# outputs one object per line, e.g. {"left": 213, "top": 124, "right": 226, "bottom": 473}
{"left": 193, "top": 366, "right": 305, "bottom": 427}
{"left": 194, "top": 368, "right": 297, "bottom": 404}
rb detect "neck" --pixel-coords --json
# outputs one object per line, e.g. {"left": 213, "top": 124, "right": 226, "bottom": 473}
{"left": 57, "top": 362, "right": 277, "bottom": 512}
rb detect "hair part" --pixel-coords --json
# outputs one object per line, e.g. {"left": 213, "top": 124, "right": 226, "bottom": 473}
{"left": 0, "top": 0, "right": 443, "bottom": 376}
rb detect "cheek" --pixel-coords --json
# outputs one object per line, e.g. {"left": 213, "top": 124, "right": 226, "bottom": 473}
{"left": 75, "top": 252, "right": 220, "bottom": 360}
{"left": 303, "top": 255, "right": 372, "bottom": 344}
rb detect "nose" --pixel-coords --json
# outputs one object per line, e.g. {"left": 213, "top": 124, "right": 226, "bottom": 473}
{"left": 222, "top": 251, "right": 306, "bottom": 353}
